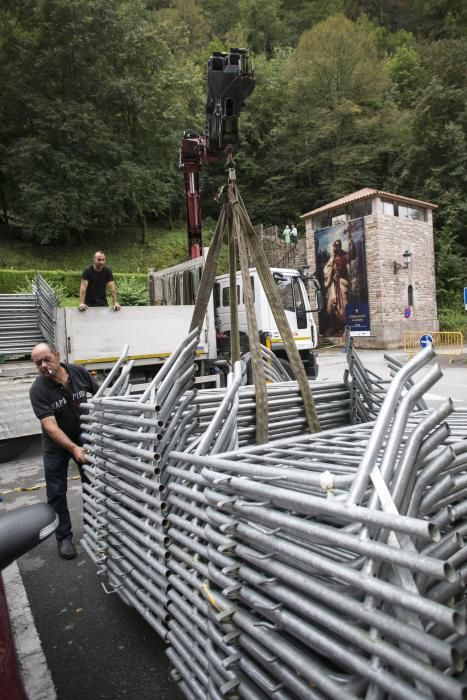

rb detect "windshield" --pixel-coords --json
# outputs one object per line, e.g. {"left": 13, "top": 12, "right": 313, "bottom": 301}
{"left": 274, "top": 275, "right": 295, "bottom": 312}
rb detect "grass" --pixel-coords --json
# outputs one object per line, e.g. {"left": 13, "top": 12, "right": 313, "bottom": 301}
{"left": 0, "top": 222, "right": 218, "bottom": 273}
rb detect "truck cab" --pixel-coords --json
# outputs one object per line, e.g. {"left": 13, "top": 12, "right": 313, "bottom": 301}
{"left": 214, "top": 267, "right": 319, "bottom": 378}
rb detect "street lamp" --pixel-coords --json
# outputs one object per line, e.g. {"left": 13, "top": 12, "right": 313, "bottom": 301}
{"left": 394, "top": 250, "right": 412, "bottom": 274}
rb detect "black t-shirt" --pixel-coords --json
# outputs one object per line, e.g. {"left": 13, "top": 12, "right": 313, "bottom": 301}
{"left": 29, "top": 363, "right": 99, "bottom": 456}
{"left": 82, "top": 266, "right": 114, "bottom": 306}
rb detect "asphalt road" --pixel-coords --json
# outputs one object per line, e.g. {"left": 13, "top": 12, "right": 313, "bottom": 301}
{"left": 1, "top": 346, "right": 466, "bottom": 699}
{"left": 0, "top": 440, "right": 183, "bottom": 700}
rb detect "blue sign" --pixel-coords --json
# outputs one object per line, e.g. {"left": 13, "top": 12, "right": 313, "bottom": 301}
{"left": 345, "top": 303, "right": 370, "bottom": 336}
{"left": 420, "top": 334, "right": 434, "bottom": 349}
{"left": 464, "top": 287, "right": 467, "bottom": 310}
{"left": 404, "top": 307, "right": 411, "bottom": 319}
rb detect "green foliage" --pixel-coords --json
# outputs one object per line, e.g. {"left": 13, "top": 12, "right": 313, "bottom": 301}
{"left": 115, "top": 276, "right": 149, "bottom": 305}
{"left": 241, "top": 14, "right": 405, "bottom": 223}
{"left": 387, "top": 44, "right": 421, "bottom": 107}
{"left": 14, "top": 278, "right": 69, "bottom": 306}
{"left": 0, "top": 0, "right": 465, "bottom": 310}
{"left": 438, "top": 307, "right": 467, "bottom": 337}
{"left": 0, "top": 268, "right": 147, "bottom": 298}
{"left": 0, "top": 0, "right": 204, "bottom": 242}
{"left": 0, "top": 223, "right": 190, "bottom": 272}
{"left": 387, "top": 38, "right": 467, "bottom": 301}
{"left": 434, "top": 229, "right": 467, "bottom": 308}
{"left": 0, "top": 270, "right": 78, "bottom": 295}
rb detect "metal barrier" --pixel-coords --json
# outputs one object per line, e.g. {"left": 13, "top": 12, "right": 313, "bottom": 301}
{"left": 0, "top": 294, "right": 44, "bottom": 356}
{"left": 0, "top": 272, "right": 57, "bottom": 357}
{"left": 81, "top": 339, "right": 467, "bottom": 699}
{"left": 404, "top": 330, "right": 464, "bottom": 361}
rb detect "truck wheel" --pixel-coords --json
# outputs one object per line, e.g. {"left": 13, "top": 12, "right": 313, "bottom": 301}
{"left": 278, "top": 358, "right": 295, "bottom": 380}
{"left": 0, "top": 437, "right": 35, "bottom": 464}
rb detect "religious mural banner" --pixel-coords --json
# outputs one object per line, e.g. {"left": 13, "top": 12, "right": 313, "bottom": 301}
{"left": 314, "top": 217, "right": 370, "bottom": 337}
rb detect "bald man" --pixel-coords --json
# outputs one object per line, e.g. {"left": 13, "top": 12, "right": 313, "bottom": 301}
{"left": 29, "top": 343, "right": 99, "bottom": 559}
{"left": 79, "top": 250, "right": 120, "bottom": 311}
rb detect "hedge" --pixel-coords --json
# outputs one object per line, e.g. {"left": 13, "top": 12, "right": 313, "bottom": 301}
{"left": 0, "top": 269, "right": 147, "bottom": 295}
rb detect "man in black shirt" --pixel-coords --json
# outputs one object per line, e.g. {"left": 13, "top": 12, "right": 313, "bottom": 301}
{"left": 79, "top": 250, "right": 121, "bottom": 310}
{"left": 30, "top": 343, "right": 99, "bottom": 559}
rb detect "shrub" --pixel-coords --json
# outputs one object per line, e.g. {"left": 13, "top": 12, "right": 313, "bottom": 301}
{"left": 438, "top": 306, "right": 467, "bottom": 337}
{"left": 0, "top": 269, "right": 148, "bottom": 304}
{"left": 115, "top": 275, "right": 149, "bottom": 306}
{"left": 14, "top": 277, "right": 69, "bottom": 306}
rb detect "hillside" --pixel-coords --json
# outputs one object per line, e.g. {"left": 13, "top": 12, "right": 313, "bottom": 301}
{"left": 0, "top": 223, "right": 217, "bottom": 273}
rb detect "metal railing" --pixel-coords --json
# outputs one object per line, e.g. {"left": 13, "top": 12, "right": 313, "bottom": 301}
{"left": 404, "top": 330, "right": 464, "bottom": 361}
{"left": 0, "top": 293, "right": 44, "bottom": 356}
{"left": 32, "top": 272, "right": 57, "bottom": 347}
{"left": 0, "top": 272, "right": 57, "bottom": 356}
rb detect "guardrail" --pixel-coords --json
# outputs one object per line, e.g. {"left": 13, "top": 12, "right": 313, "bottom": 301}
{"left": 404, "top": 330, "right": 464, "bottom": 362}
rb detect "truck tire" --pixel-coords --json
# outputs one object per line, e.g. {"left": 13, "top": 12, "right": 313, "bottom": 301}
{"left": 278, "top": 358, "right": 295, "bottom": 380}
{"left": 0, "top": 437, "right": 35, "bottom": 464}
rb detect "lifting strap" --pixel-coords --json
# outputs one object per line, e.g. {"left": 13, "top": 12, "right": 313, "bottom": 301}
{"left": 190, "top": 204, "right": 227, "bottom": 333}
{"left": 233, "top": 189, "right": 269, "bottom": 444}
{"left": 228, "top": 183, "right": 321, "bottom": 434}
{"left": 228, "top": 211, "right": 241, "bottom": 364}
{"left": 190, "top": 170, "right": 320, "bottom": 442}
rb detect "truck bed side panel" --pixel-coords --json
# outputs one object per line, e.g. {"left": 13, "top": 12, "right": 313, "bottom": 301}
{"left": 0, "top": 367, "right": 38, "bottom": 440}
{"left": 57, "top": 306, "right": 208, "bottom": 366}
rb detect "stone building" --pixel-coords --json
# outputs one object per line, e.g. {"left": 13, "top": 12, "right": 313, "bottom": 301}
{"left": 301, "top": 188, "right": 438, "bottom": 349}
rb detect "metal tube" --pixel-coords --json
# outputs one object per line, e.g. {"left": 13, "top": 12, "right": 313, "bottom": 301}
{"left": 200, "top": 586, "right": 360, "bottom": 700}
{"left": 196, "top": 465, "right": 440, "bottom": 541}
{"left": 209, "top": 562, "right": 461, "bottom": 700}
{"left": 347, "top": 345, "right": 435, "bottom": 505}
{"left": 203, "top": 490, "right": 454, "bottom": 582}
{"left": 229, "top": 520, "right": 462, "bottom": 632}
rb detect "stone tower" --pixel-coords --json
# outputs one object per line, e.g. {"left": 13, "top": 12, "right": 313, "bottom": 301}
{"left": 301, "top": 188, "right": 438, "bottom": 349}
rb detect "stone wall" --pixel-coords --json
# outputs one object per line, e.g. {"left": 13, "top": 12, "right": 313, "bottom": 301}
{"left": 304, "top": 202, "right": 438, "bottom": 349}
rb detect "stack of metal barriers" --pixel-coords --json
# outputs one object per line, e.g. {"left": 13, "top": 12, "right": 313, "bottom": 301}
{"left": 81, "top": 339, "right": 467, "bottom": 699}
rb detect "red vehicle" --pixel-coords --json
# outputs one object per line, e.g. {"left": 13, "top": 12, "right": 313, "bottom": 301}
{"left": 0, "top": 503, "right": 58, "bottom": 699}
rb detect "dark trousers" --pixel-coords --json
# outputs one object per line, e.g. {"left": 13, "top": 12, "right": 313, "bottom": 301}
{"left": 43, "top": 451, "right": 88, "bottom": 541}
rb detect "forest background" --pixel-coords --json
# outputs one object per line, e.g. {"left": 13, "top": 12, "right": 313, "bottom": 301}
{"left": 0, "top": 0, "right": 466, "bottom": 330}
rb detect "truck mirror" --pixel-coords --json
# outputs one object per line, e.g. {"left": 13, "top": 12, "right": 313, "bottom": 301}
{"left": 308, "top": 288, "right": 323, "bottom": 313}
{"left": 316, "top": 289, "right": 324, "bottom": 312}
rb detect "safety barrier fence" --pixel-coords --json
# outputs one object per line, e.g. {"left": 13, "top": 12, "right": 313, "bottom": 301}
{"left": 32, "top": 272, "right": 57, "bottom": 347}
{"left": 0, "top": 273, "right": 56, "bottom": 356}
{"left": 404, "top": 330, "right": 464, "bottom": 361}
{"left": 0, "top": 294, "right": 44, "bottom": 356}
{"left": 81, "top": 339, "right": 467, "bottom": 699}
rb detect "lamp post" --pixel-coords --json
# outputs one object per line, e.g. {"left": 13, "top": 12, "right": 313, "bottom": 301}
{"left": 394, "top": 250, "right": 412, "bottom": 274}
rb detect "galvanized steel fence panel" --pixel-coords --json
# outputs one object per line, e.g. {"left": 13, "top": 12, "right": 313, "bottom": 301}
{"left": 0, "top": 273, "right": 57, "bottom": 356}
{"left": 81, "top": 337, "right": 467, "bottom": 699}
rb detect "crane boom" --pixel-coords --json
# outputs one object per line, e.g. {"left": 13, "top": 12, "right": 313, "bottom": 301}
{"left": 180, "top": 48, "right": 255, "bottom": 259}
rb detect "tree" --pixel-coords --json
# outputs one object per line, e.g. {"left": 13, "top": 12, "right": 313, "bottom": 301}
{"left": 0, "top": 0, "right": 203, "bottom": 243}
{"left": 277, "top": 15, "right": 403, "bottom": 212}
{"left": 387, "top": 38, "right": 467, "bottom": 304}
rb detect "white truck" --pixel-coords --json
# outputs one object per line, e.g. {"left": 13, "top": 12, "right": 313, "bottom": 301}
{"left": 0, "top": 259, "right": 321, "bottom": 461}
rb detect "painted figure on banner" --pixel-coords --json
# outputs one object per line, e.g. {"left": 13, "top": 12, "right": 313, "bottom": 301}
{"left": 323, "top": 234, "right": 356, "bottom": 333}
{"left": 314, "top": 218, "right": 370, "bottom": 337}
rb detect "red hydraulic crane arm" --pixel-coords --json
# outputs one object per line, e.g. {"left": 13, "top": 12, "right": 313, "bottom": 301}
{"left": 180, "top": 132, "right": 206, "bottom": 260}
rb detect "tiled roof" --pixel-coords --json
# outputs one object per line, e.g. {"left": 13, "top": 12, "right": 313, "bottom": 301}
{"left": 300, "top": 188, "right": 437, "bottom": 218}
